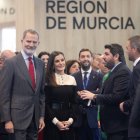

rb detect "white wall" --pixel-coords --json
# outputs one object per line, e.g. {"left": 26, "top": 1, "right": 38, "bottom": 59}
{"left": 11, "top": 0, "right": 140, "bottom": 68}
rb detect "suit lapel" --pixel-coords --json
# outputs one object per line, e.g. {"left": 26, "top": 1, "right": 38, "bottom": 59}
{"left": 16, "top": 53, "right": 34, "bottom": 91}
{"left": 102, "top": 63, "right": 123, "bottom": 90}
{"left": 102, "top": 72, "right": 112, "bottom": 89}
{"left": 76, "top": 71, "right": 84, "bottom": 89}
{"left": 86, "top": 70, "right": 96, "bottom": 89}
{"left": 34, "top": 57, "right": 40, "bottom": 91}
{"left": 133, "top": 60, "right": 140, "bottom": 70}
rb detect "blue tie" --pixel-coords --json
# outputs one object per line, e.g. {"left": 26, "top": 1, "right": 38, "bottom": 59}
{"left": 83, "top": 72, "right": 88, "bottom": 89}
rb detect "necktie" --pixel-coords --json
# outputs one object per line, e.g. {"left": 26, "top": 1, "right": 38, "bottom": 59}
{"left": 102, "top": 71, "right": 111, "bottom": 84}
{"left": 28, "top": 57, "right": 36, "bottom": 89}
{"left": 98, "top": 71, "right": 111, "bottom": 126}
{"left": 97, "top": 71, "right": 110, "bottom": 139}
{"left": 83, "top": 71, "right": 88, "bottom": 89}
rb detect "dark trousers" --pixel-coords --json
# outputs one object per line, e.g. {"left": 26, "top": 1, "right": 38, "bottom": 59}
{"left": 0, "top": 133, "right": 15, "bottom": 140}
{"left": 129, "top": 138, "right": 140, "bottom": 140}
{"left": 0, "top": 122, "right": 15, "bottom": 140}
{"left": 44, "top": 123, "right": 75, "bottom": 140}
{"left": 78, "top": 126, "right": 100, "bottom": 140}
{"left": 107, "top": 130, "right": 128, "bottom": 140}
{"left": 76, "top": 115, "right": 100, "bottom": 140}
{"left": 13, "top": 116, "right": 38, "bottom": 140}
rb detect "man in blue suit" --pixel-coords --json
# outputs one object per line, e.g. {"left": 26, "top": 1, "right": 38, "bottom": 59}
{"left": 72, "top": 48, "right": 102, "bottom": 140}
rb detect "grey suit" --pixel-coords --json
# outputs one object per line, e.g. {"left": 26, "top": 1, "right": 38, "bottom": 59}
{"left": 0, "top": 53, "right": 45, "bottom": 139}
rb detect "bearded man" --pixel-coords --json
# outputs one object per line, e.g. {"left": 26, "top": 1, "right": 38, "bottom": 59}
{"left": 72, "top": 48, "right": 102, "bottom": 140}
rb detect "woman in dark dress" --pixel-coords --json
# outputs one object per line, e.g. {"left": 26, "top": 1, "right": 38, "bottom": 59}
{"left": 44, "top": 51, "right": 77, "bottom": 140}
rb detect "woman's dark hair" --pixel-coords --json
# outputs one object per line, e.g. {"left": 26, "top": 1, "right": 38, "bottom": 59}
{"left": 38, "top": 51, "right": 50, "bottom": 58}
{"left": 46, "top": 51, "right": 65, "bottom": 86}
{"left": 66, "top": 59, "right": 80, "bottom": 74}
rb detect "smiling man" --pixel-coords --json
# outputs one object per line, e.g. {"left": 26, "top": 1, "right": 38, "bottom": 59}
{"left": 0, "top": 29, "right": 45, "bottom": 140}
{"left": 72, "top": 48, "right": 102, "bottom": 140}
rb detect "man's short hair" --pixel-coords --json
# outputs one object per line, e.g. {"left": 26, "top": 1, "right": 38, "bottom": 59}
{"left": 22, "top": 29, "right": 39, "bottom": 40}
{"left": 79, "top": 48, "right": 93, "bottom": 58}
{"left": 128, "top": 35, "right": 140, "bottom": 53}
{"left": 104, "top": 44, "right": 126, "bottom": 64}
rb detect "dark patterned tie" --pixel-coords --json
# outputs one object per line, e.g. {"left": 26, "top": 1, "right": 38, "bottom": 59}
{"left": 28, "top": 57, "right": 36, "bottom": 89}
{"left": 83, "top": 72, "right": 88, "bottom": 89}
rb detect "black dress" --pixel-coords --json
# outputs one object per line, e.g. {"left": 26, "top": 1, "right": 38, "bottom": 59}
{"left": 44, "top": 85, "right": 77, "bottom": 140}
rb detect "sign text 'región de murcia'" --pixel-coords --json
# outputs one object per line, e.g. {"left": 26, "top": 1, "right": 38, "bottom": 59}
{"left": 45, "top": 0, "right": 135, "bottom": 30}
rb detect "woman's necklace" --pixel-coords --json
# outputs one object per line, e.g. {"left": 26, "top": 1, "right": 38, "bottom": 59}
{"left": 55, "top": 73, "right": 66, "bottom": 85}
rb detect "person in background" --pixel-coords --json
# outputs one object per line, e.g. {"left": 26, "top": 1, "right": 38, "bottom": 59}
{"left": 0, "top": 29, "right": 45, "bottom": 140}
{"left": 0, "top": 50, "right": 16, "bottom": 70}
{"left": 0, "top": 56, "right": 5, "bottom": 70}
{"left": 1, "top": 50, "right": 15, "bottom": 60}
{"left": 66, "top": 59, "right": 80, "bottom": 75}
{"left": 38, "top": 51, "right": 50, "bottom": 69}
{"left": 0, "top": 50, "right": 15, "bottom": 140}
{"left": 43, "top": 51, "right": 77, "bottom": 140}
{"left": 119, "top": 35, "right": 140, "bottom": 140}
{"left": 15, "top": 51, "right": 20, "bottom": 55}
{"left": 92, "top": 54, "right": 102, "bottom": 72}
{"left": 78, "top": 44, "right": 131, "bottom": 140}
{"left": 37, "top": 51, "right": 50, "bottom": 140}
{"left": 94, "top": 54, "right": 110, "bottom": 140}
{"left": 97, "top": 55, "right": 110, "bottom": 75}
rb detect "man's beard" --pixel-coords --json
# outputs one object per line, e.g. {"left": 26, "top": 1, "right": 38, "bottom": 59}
{"left": 128, "top": 55, "right": 135, "bottom": 62}
{"left": 81, "top": 62, "right": 90, "bottom": 71}
{"left": 105, "top": 60, "right": 115, "bottom": 70}
{"left": 24, "top": 47, "right": 36, "bottom": 56}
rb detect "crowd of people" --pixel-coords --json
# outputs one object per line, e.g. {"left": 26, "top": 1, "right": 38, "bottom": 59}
{"left": 0, "top": 29, "right": 140, "bottom": 140}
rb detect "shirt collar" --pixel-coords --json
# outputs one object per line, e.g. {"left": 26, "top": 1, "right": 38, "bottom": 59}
{"left": 133, "top": 57, "right": 140, "bottom": 66}
{"left": 21, "top": 50, "right": 33, "bottom": 60}
{"left": 111, "top": 62, "right": 121, "bottom": 72}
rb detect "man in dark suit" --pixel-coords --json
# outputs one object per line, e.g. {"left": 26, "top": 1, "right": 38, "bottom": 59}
{"left": 0, "top": 29, "right": 45, "bottom": 140}
{"left": 72, "top": 48, "right": 102, "bottom": 140}
{"left": 119, "top": 35, "right": 140, "bottom": 140}
{"left": 78, "top": 44, "right": 131, "bottom": 140}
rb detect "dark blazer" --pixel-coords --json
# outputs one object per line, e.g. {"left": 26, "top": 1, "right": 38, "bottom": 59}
{"left": 128, "top": 84, "right": 140, "bottom": 138}
{"left": 96, "top": 63, "right": 131, "bottom": 134}
{"left": 0, "top": 53, "right": 45, "bottom": 130}
{"left": 123, "top": 61, "right": 140, "bottom": 113}
{"left": 128, "top": 61, "right": 140, "bottom": 138}
{"left": 72, "top": 69, "right": 102, "bottom": 128}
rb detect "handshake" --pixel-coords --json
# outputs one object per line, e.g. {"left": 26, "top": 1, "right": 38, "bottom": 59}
{"left": 77, "top": 90, "right": 97, "bottom": 100}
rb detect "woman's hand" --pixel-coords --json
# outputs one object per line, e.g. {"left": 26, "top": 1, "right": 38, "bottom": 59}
{"left": 62, "top": 121, "right": 71, "bottom": 128}
{"left": 56, "top": 121, "right": 69, "bottom": 131}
